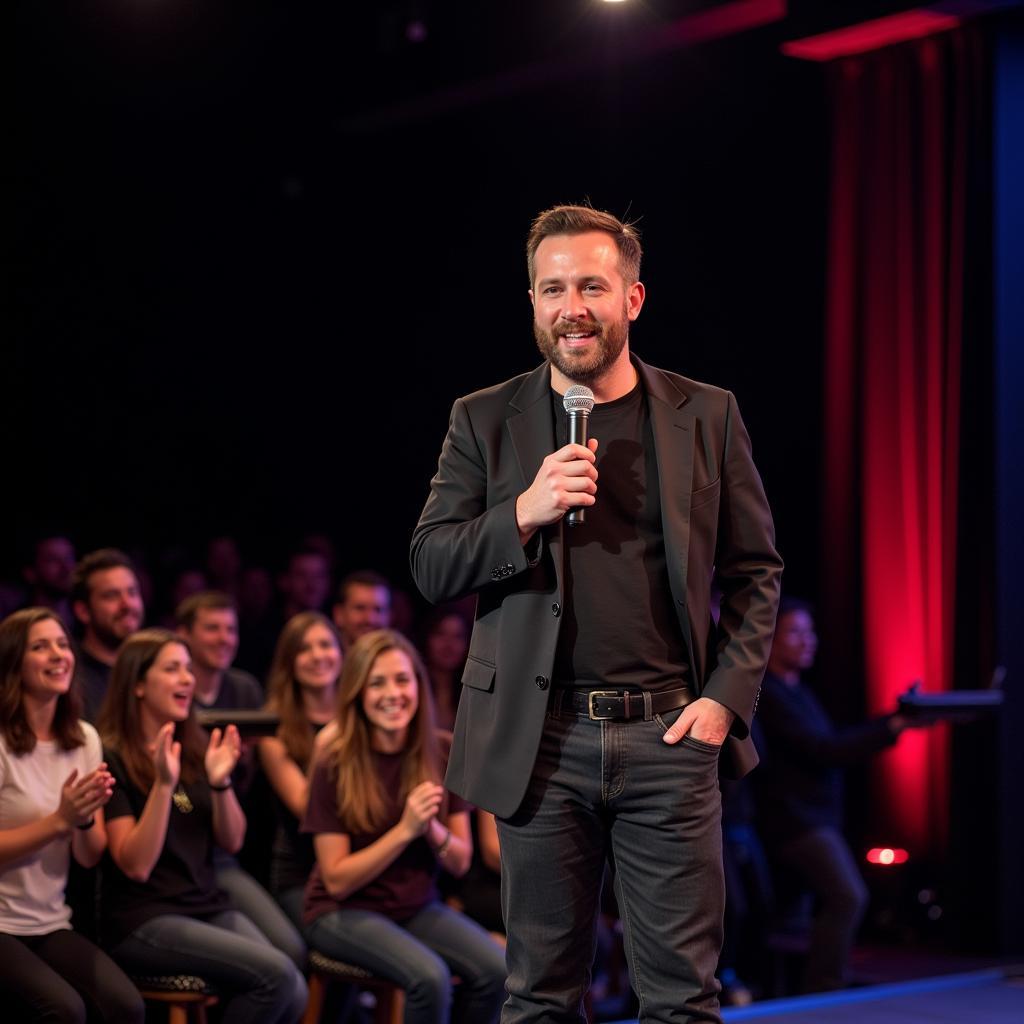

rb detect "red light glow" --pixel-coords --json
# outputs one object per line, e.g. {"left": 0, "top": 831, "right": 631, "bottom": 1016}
{"left": 866, "top": 847, "right": 910, "bottom": 866}
{"left": 782, "top": 10, "right": 961, "bottom": 62}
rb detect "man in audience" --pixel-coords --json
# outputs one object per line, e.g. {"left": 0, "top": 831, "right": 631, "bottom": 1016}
{"left": 176, "top": 591, "right": 263, "bottom": 710}
{"left": 21, "top": 533, "right": 78, "bottom": 629}
{"left": 331, "top": 569, "right": 392, "bottom": 652}
{"left": 278, "top": 546, "right": 332, "bottom": 620}
{"left": 71, "top": 548, "right": 145, "bottom": 720}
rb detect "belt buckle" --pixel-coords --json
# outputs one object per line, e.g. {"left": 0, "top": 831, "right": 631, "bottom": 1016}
{"left": 587, "top": 690, "right": 620, "bottom": 721}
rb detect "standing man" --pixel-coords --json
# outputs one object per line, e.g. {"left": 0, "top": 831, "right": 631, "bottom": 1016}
{"left": 71, "top": 548, "right": 145, "bottom": 720}
{"left": 410, "top": 205, "right": 782, "bottom": 1023}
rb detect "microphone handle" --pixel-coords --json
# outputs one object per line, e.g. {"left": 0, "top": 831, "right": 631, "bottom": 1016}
{"left": 567, "top": 410, "right": 590, "bottom": 527}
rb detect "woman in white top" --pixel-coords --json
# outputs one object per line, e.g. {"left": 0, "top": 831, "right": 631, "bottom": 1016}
{"left": 0, "top": 607, "right": 144, "bottom": 1023}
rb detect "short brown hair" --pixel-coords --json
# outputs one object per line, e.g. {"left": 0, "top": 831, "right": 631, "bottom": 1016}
{"left": 71, "top": 548, "right": 137, "bottom": 606}
{"left": 526, "top": 204, "right": 642, "bottom": 287}
{"left": 336, "top": 570, "right": 391, "bottom": 607}
{"left": 176, "top": 591, "right": 237, "bottom": 631}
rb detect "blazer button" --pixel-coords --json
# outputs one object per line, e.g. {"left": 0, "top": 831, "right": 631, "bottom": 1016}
{"left": 551, "top": 602, "right": 561, "bottom": 617}
{"left": 535, "top": 675, "right": 549, "bottom": 690}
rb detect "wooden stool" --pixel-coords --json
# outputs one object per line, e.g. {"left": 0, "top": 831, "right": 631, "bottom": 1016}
{"left": 303, "top": 950, "right": 404, "bottom": 1024}
{"left": 133, "top": 974, "right": 218, "bottom": 1024}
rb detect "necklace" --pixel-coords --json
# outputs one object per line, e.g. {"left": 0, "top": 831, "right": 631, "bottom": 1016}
{"left": 172, "top": 785, "right": 194, "bottom": 814}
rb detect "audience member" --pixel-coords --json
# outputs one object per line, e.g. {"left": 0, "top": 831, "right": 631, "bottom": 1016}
{"left": 260, "top": 613, "right": 342, "bottom": 929}
{"left": 279, "top": 548, "right": 332, "bottom": 621}
{"left": 754, "top": 598, "right": 926, "bottom": 992}
{"left": 418, "top": 604, "right": 470, "bottom": 731}
{"left": 21, "top": 535, "right": 78, "bottom": 631}
{"left": 302, "top": 629, "right": 505, "bottom": 1024}
{"left": 176, "top": 592, "right": 306, "bottom": 968}
{"left": 235, "top": 564, "right": 278, "bottom": 680}
{"left": 331, "top": 571, "right": 391, "bottom": 653}
{"left": 176, "top": 592, "right": 263, "bottom": 711}
{"left": 98, "top": 629, "right": 308, "bottom": 1023}
{"left": 205, "top": 536, "right": 243, "bottom": 597}
{"left": 71, "top": 549, "right": 145, "bottom": 721}
{"left": 0, "top": 608, "right": 144, "bottom": 1023}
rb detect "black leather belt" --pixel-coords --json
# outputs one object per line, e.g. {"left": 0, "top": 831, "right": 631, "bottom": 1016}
{"left": 560, "top": 686, "right": 695, "bottom": 722}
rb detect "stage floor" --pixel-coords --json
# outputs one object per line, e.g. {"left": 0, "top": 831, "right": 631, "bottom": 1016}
{"left": 605, "top": 967, "right": 1024, "bottom": 1023}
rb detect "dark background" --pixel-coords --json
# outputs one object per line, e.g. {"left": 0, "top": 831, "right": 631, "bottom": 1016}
{"left": 11, "top": 1, "right": 834, "bottom": 593}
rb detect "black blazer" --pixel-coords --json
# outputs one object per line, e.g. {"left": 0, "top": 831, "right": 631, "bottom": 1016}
{"left": 410, "top": 355, "right": 782, "bottom": 818}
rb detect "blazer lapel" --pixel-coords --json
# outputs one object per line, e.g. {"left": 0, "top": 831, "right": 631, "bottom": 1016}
{"left": 636, "top": 357, "right": 696, "bottom": 661}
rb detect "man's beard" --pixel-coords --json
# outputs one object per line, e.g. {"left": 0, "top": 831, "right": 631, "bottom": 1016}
{"left": 533, "top": 306, "right": 629, "bottom": 385}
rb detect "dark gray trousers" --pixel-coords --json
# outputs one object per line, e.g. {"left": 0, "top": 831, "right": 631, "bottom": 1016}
{"left": 497, "top": 705, "right": 725, "bottom": 1024}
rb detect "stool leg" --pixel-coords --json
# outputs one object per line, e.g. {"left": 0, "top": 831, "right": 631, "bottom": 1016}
{"left": 303, "top": 973, "right": 326, "bottom": 1024}
{"left": 372, "top": 986, "right": 405, "bottom": 1024}
{"left": 167, "top": 1006, "right": 186, "bottom": 1024}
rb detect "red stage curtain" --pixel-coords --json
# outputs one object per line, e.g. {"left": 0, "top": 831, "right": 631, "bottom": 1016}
{"left": 821, "top": 27, "right": 986, "bottom": 854}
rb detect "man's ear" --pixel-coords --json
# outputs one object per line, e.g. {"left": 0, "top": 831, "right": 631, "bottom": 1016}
{"left": 72, "top": 599, "right": 90, "bottom": 628}
{"left": 528, "top": 288, "right": 535, "bottom": 310}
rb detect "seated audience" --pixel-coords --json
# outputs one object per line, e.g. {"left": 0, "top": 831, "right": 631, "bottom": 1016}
{"left": 418, "top": 604, "right": 470, "bottom": 732}
{"left": 177, "top": 592, "right": 306, "bottom": 969}
{"left": 331, "top": 571, "right": 391, "bottom": 653}
{"left": 98, "top": 629, "right": 307, "bottom": 1023}
{"left": 259, "top": 613, "right": 342, "bottom": 929}
{"left": 71, "top": 550, "right": 145, "bottom": 721}
{"left": 754, "top": 597, "right": 927, "bottom": 993}
{"left": 302, "top": 629, "right": 506, "bottom": 1024}
{"left": 21, "top": 534, "right": 78, "bottom": 631}
{"left": 0, "top": 608, "right": 144, "bottom": 1023}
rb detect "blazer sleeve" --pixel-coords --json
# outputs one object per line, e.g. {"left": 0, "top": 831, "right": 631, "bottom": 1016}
{"left": 410, "top": 397, "right": 532, "bottom": 604}
{"left": 702, "top": 391, "right": 783, "bottom": 735}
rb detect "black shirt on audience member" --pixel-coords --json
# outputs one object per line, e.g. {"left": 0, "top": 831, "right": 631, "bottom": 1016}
{"left": 75, "top": 648, "right": 112, "bottom": 723}
{"left": 551, "top": 381, "right": 689, "bottom": 692}
{"left": 100, "top": 748, "right": 230, "bottom": 945}
{"left": 752, "top": 671, "right": 898, "bottom": 848}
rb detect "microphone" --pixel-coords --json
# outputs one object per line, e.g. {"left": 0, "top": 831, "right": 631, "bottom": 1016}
{"left": 563, "top": 385, "right": 595, "bottom": 527}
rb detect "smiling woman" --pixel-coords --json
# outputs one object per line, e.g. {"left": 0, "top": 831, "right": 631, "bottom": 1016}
{"left": 0, "top": 608, "right": 144, "bottom": 1023}
{"left": 96, "top": 629, "right": 308, "bottom": 1024}
{"left": 301, "top": 628, "right": 507, "bottom": 1024}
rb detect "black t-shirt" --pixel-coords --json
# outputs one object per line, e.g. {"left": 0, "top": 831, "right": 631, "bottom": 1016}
{"left": 75, "top": 649, "right": 112, "bottom": 724}
{"left": 269, "top": 721, "right": 326, "bottom": 895}
{"left": 752, "top": 672, "right": 898, "bottom": 846}
{"left": 101, "top": 747, "right": 230, "bottom": 944}
{"left": 552, "top": 381, "right": 689, "bottom": 691}
{"left": 193, "top": 667, "right": 264, "bottom": 712}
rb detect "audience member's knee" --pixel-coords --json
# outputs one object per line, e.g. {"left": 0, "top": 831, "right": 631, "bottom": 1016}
{"left": 45, "top": 986, "right": 88, "bottom": 1024}
{"left": 409, "top": 955, "right": 452, "bottom": 1011}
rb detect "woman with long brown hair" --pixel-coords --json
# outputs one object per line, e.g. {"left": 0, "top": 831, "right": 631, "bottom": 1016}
{"left": 0, "top": 608, "right": 143, "bottom": 1023}
{"left": 98, "top": 628, "right": 307, "bottom": 1024}
{"left": 302, "top": 628, "right": 505, "bottom": 1024}
{"left": 259, "top": 611, "right": 342, "bottom": 927}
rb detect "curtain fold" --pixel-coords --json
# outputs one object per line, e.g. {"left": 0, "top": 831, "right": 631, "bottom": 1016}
{"left": 821, "top": 26, "right": 986, "bottom": 854}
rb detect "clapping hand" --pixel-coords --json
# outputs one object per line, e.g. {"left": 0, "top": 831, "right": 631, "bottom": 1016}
{"left": 151, "top": 722, "right": 182, "bottom": 787}
{"left": 205, "top": 725, "right": 241, "bottom": 789}
{"left": 399, "top": 781, "right": 444, "bottom": 839}
{"left": 57, "top": 765, "right": 115, "bottom": 829}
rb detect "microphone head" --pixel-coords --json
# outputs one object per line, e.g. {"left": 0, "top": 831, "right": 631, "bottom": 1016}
{"left": 562, "top": 385, "right": 595, "bottom": 415}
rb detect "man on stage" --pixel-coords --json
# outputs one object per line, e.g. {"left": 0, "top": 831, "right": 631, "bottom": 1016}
{"left": 411, "top": 205, "right": 782, "bottom": 1023}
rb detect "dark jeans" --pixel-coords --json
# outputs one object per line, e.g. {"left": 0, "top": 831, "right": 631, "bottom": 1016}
{"left": 111, "top": 909, "right": 308, "bottom": 1024}
{"left": 215, "top": 855, "right": 307, "bottom": 969}
{"left": 305, "top": 900, "right": 507, "bottom": 1024}
{"left": 771, "top": 826, "right": 868, "bottom": 992}
{"left": 497, "top": 705, "right": 725, "bottom": 1024}
{"left": 0, "top": 928, "right": 144, "bottom": 1024}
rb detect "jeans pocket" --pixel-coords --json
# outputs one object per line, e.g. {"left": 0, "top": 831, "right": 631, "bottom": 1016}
{"left": 653, "top": 706, "right": 685, "bottom": 734}
{"left": 679, "top": 734, "right": 723, "bottom": 755}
